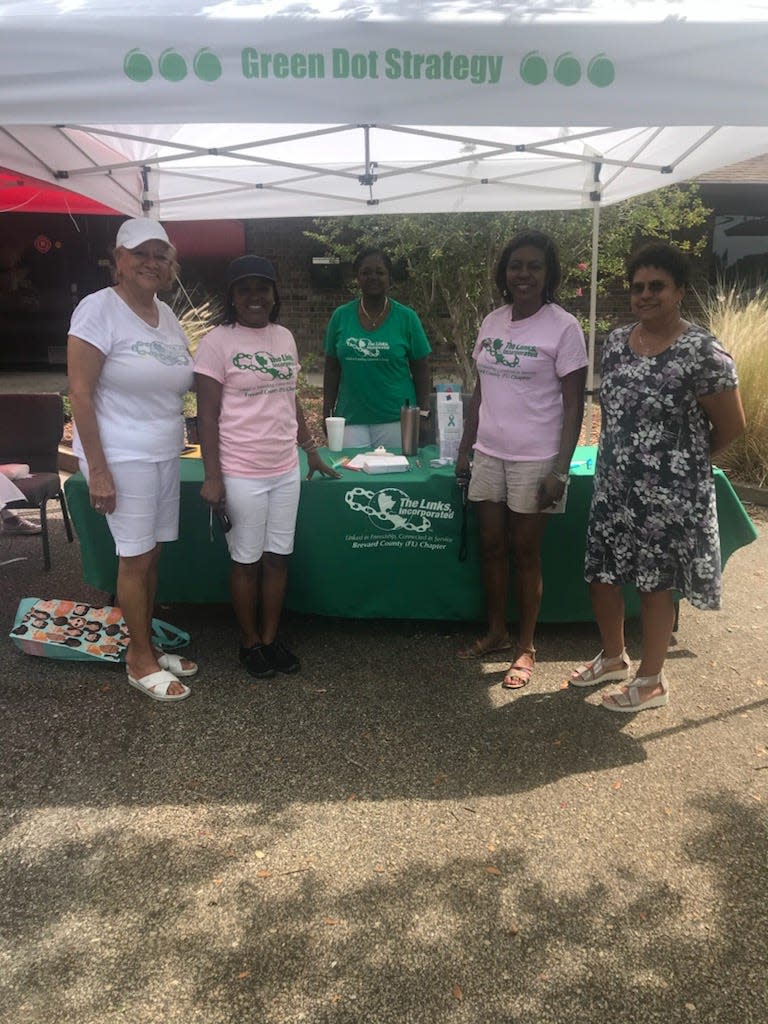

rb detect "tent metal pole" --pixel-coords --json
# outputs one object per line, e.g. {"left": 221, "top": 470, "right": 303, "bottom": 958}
{"left": 141, "top": 166, "right": 151, "bottom": 214}
{"left": 586, "top": 169, "right": 602, "bottom": 443}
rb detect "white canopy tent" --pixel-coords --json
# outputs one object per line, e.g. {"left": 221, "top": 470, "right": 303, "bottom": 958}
{"left": 2, "top": 1, "right": 768, "bottom": 221}
{"left": 2, "top": 0, "right": 768, "bottom": 410}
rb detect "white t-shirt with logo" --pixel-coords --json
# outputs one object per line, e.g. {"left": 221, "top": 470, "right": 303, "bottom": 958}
{"left": 193, "top": 322, "right": 300, "bottom": 478}
{"left": 473, "top": 303, "right": 587, "bottom": 461}
{"left": 69, "top": 288, "right": 193, "bottom": 463}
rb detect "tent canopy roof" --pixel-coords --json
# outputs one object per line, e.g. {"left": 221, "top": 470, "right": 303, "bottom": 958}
{"left": 1, "top": 1, "right": 768, "bottom": 219}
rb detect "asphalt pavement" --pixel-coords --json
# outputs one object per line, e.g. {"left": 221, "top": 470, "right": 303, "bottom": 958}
{"left": 0, "top": 499, "right": 766, "bottom": 1024}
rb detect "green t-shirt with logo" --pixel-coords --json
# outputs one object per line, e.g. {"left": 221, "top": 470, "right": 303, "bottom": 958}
{"left": 324, "top": 299, "right": 431, "bottom": 424}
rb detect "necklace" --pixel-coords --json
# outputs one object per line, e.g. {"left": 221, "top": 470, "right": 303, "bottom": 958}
{"left": 114, "top": 285, "right": 159, "bottom": 328}
{"left": 359, "top": 296, "right": 389, "bottom": 329}
{"left": 634, "top": 320, "right": 685, "bottom": 356}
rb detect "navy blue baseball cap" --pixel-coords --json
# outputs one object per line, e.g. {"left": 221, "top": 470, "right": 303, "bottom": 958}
{"left": 226, "top": 255, "right": 278, "bottom": 290}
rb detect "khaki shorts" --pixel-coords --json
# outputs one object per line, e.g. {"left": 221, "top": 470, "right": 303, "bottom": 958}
{"left": 467, "top": 450, "right": 568, "bottom": 514}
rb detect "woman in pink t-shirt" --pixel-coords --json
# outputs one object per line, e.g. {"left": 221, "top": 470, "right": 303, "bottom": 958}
{"left": 195, "top": 256, "right": 338, "bottom": 679}
{"left": 455, "top": 230, "right": 588, "bottom": 689}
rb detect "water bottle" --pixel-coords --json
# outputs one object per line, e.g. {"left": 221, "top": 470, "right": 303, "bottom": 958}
{"left": 400, "top": 400, "right": 420, "bottom": 456}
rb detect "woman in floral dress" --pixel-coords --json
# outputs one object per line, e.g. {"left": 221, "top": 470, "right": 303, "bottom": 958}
{"left": 571, "top": 242, "right": 745, "bottom": 711}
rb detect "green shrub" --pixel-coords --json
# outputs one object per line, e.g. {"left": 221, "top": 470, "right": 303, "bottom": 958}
{"left": 703, "top": 285, "right": 768, "bottom": 487}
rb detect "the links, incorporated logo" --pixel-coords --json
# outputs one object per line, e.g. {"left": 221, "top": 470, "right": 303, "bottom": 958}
{"left": 124, "top": 48, "right": 222, "bottom": 82}
{"left": 232, "top": 351, "right": 294, "bottom": 380}
{"left": 122, "top": 47, "right": 615, "bottom": 88}
{"left": 133, "top": 340, "right": 192, "bottom": 366}
{"left": 346, "top": 338, "right": 389, "bottom": 359}
{"left": 520, "top": 51, "right": 614, "bottom": 87}
{"left": 345, "top": 486, "right": 456, "bottom": 533}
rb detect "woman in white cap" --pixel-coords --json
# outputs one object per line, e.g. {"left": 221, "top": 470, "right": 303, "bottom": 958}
{"left": 195, "top": 255, "right": 338, "bottom": 680}
{"left": 67, "top": 218, "right": 198, "bottom": 703}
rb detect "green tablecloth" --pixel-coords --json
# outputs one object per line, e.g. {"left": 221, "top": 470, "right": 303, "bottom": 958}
{"left": 64, "top": 445, "right": 757, "bottom": 622}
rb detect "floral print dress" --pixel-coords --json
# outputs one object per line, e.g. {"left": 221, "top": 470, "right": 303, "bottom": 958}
{"left": 585, "top": 323, "right": 738, "bottom": 610}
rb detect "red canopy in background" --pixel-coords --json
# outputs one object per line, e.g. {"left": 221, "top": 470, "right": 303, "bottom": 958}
{"left": 0, "top": 168, "right": 118, "bottom": 215}
{"left": 0, "top": 170, "right": 245, "bottom": 259}
{"left": 164, "top": 220, "right": 245, "bottom": 261}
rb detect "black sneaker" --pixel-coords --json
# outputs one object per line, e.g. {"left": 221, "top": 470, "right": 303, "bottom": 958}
{"left": 263, "top": 639, "right": 300, "bottom": 674}
{"left": 239, "top": 643, "right": 276, "bottom": 679}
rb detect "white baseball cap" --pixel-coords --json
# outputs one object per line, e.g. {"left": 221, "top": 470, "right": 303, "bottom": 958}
{"left": 115, "top": 218, "right": 171, "bottom": 250}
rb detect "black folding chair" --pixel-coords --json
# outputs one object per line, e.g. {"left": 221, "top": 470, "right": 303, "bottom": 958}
{"left": 0, "top": 393, "right": 74, "bottom": 570}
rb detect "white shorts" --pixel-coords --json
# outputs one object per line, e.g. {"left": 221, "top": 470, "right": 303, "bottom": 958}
{"left": 467, "top": 450, "right": 568, "bottom": 515}
{"left": 223, "top": 465, "right": 301, "bottom": 563}
{"left": 343, "top": 422, "right": 402, "bottom": 450}
{"left": 80, "top": 458, "right": 180, "bottom": 557}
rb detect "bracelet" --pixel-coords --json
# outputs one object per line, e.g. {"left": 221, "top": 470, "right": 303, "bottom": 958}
{"left": 419, "top": 409, "right": 430, "bottom": 419}
{"left": 549, "top": 470, "right": 569, "bottom": 484}
{"left": 299, "top": 437, "right": 318, "bottom": 453}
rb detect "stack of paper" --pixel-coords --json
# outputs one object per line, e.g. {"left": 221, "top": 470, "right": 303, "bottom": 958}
{"left": 0, "top": 464, "right": 30, "bottom": 479}
{"left": 362, "top": 455, "right": 410, "bottom": 474}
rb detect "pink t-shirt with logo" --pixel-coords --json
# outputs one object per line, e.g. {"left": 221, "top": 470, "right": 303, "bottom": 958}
{"left": 472, "top": 303, "right": 587, "bottom": 461}
{"left": 194, "top": 322, "right": 300, "bottom": 477}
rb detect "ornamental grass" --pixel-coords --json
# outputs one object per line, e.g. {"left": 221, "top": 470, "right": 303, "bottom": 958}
{"left": 172, "top": 290, "right": 223, "bottom": 356}
{"left": 171, "top": 287, "right": 223, "bottom": 420}
{"left": 703, "top": 284, "right": 768, "bottom": 488}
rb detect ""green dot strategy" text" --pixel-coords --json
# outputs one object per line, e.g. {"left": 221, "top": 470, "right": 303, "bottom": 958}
{"left": 241, "top": 48, "right": 504, "bottom": 85}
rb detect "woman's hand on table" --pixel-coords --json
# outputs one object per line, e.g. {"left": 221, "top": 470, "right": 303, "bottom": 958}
{"left": 306, "top": 451, "right": 342, "bottom": 480}
{"left": 536, "top": 473, "right": 566, "bottom": 511}
{"left": 88, "top": 468, "right": 116, "bottom": 515}
{"left": 200, "top": 477, "right": 226, "bottom": 507}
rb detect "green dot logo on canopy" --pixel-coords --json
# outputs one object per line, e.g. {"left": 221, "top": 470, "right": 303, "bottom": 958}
{"left": 193, "top": 49, "right": 222, "bottom": 82}
{"left": 123, "top": 49, "right": 153, "bottom": 83}
{"left": 553, "top": 53, "right": 581, "bottom": 86}
{"left": 518, "top": 51, "right": 615, "bottom": 88}
{"left": 158, "top": 49, "right": 188, "bottom": 82}
{"left": 587, "top": 54, "right": 615, "bottom": 87}
{"left": 519, "top": 51, "right": 548, "bottom": 85}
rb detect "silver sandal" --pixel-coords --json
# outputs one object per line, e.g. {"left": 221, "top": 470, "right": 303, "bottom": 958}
{"left": 570, "top": 649, "right": 631, "bottom": 688}
{"left": 602, "top": 671, "right": 668, "bottom": 712}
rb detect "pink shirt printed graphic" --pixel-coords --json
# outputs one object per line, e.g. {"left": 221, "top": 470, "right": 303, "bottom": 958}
{"left": 194, "top": 322, "right": 301, "bottom": 478}
{"left": 472, "top": 303, "right": 587, "bottom": 461}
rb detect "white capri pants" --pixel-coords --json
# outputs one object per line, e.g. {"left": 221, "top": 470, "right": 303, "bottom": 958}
{"left": 80, "top": 457, "right": 181, "bottom": 557}
{"left": 223, "top": 465, "right": 301, "bottom": 564}
{"left": 343, "top": 422, "right": 402, "bottom": 450}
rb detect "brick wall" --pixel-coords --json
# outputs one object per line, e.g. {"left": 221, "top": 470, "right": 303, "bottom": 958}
{"left": 244, "top": 218, "right": 349, "bottom": 363}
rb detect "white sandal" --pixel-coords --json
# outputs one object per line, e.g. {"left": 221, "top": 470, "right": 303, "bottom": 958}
{"left": 157, "top": 652, "right": 198, "bottom": 678}
{"left": 570, "top": 649, "right": 631, "bottom": 688}
{"left": 602, "top": 671, "right": 668, "bottom": 713}
{"left": 127, "top": 668, "right": 191, "bottom": 703}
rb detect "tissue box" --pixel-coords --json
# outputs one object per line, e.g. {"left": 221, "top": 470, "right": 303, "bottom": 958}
{"left": 362, "top": 456, "right": 410, "bottom": 474}
{"left": 436, "top": 392, "right": 463, "bottom": 461}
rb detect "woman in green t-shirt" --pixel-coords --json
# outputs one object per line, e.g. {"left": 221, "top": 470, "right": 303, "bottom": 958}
{"left": 322, "top": 247, "right": 432, "bottom": 449}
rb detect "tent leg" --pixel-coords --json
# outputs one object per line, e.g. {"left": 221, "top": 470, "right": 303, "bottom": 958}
{"left": 586, "top": 194, "right": 601, "bottom": 443}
